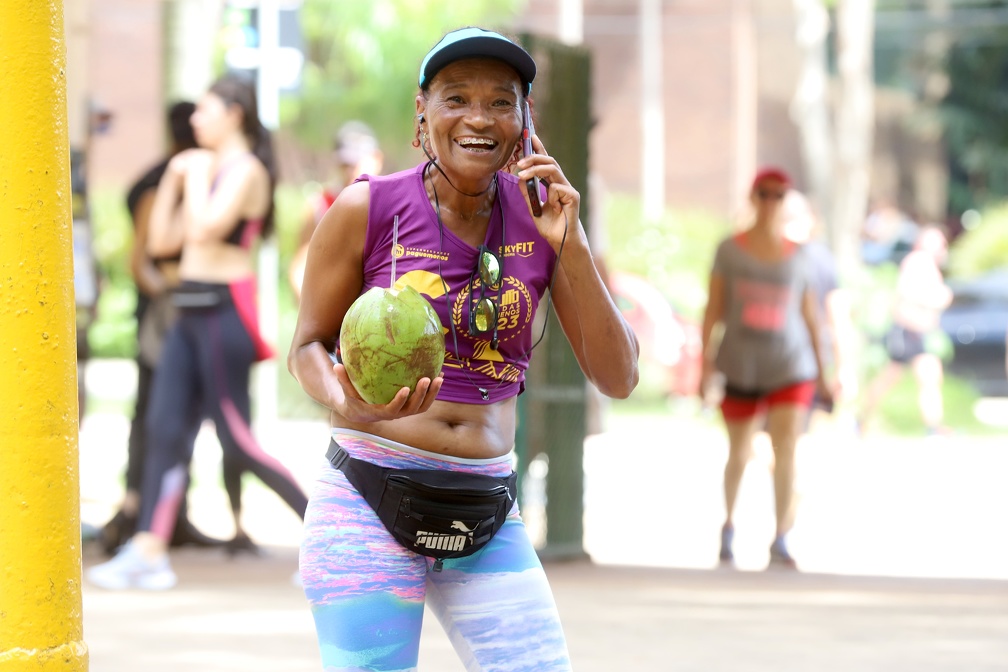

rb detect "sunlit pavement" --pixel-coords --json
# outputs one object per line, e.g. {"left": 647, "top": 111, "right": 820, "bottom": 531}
{"left": 78, "top": 360, "right": 1008, "bottom": 671}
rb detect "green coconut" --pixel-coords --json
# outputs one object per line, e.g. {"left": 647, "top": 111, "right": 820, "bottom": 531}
{"left": 339, "top": 286, "right": 445, "bottom": 405}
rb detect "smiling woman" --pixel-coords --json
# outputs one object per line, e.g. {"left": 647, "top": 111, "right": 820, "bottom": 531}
{"left": 286, "top": 26, "right": 639, "bottom": 671}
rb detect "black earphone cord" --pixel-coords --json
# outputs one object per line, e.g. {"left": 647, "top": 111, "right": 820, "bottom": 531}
{"left": 426, "top": 161, "right": 567, "bottom": 401}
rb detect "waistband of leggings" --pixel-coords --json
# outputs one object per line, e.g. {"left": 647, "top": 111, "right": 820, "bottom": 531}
{"left": 171, "top": 281, "right": 233, "bottom": 310}
{"left": 330, "top": 428, "right": 515, "bottom": 472}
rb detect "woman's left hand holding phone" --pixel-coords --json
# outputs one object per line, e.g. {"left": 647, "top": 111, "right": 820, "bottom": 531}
{"left": 516, "top": 135, "right": 580, "bottom": 252}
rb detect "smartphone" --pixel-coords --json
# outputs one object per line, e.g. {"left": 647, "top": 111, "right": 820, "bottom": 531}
{"left": 522, "top": 102, "right": 543, "bottom": 217}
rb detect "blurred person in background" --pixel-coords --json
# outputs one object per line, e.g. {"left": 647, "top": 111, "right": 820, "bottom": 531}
{"left": 288, "top": 120, "right": 384, "bottom": 301}
{"left": 861, "top": 199, "right": 919, "bottom": 266}
{"left": 72, "top": 103, "right": 113, "bottom": 426}
{"left": 87, "top": 74, "right": 309, "bottom": 590}
{"left": 699, "top": 167, "right": 832, "bottom": 570}
{"left": 781, "top": 189, "right": 858, "bottom": 421}
{"left": 99, "top": 101, "right": 226, "bottom": 556}
{"left": 857, "top": 224, "right": 953, "bottom": 436}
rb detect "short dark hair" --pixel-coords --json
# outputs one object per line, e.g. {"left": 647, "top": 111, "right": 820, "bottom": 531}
{"left": 167, "top": 101, "right": 197, "bottom": 150}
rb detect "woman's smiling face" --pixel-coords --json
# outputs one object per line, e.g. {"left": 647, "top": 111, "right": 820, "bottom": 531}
{"left": 421, "top": 58, "right": 524, "bottom": 176}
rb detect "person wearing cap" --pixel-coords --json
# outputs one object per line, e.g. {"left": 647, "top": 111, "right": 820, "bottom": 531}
{"left": 289, "top": 120, "right": 384, "bottom": 301}
{"left": 289, "top": 27, "right": 638, "bottom": 670}
{"left": 699, "top": 166, "right": 832, "bottom": 570}
{"left": 781, "top": 188, "right": 859, "bottom": 423}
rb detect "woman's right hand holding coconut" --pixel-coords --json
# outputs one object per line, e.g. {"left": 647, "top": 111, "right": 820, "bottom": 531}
{"left": 328, "top": 362, "right": 442, "bottom": 423}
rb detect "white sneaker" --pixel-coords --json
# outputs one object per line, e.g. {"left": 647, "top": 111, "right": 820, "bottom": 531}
{"left": 86, "top": 541, "right": 177, "bottom": 591}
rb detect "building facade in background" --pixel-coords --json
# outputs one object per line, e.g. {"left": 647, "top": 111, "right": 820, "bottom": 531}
{"left": 79, "top": 0, "right": 943, "bottom": 224}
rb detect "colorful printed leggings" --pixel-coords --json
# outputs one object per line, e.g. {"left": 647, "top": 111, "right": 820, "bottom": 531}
{"left": 299, "top": 432, "right": 573, "bottom": 672}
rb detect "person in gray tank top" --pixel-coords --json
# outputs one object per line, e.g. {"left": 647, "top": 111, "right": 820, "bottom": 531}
{"left": 699, "top": 167, "right": 833, "bottom": 570}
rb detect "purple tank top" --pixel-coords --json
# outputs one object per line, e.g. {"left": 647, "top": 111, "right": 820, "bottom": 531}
{"left": 354, "top": 164, "right": 557, "bottom": 404}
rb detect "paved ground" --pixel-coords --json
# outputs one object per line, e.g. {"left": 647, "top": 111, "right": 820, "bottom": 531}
{"left": 82, "top": 546, "right": 1008, "bottom": 672}
{"left": 77, "top": 359, "right": 1008, "bottom": 671}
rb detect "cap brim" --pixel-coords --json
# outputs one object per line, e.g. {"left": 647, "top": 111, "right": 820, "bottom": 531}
{"left": 420, "top": 30, "right": 536, "bottom": 95}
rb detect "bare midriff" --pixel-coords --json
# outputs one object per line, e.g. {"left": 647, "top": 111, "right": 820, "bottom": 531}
{"left": 333, "top": 396, "right": 519, "bottom": 459}
{"left": 179, "top": 242, "right": 256, "bottom": 284}
{"left": 893, "top": 299, "right": 941, "bottom": 334}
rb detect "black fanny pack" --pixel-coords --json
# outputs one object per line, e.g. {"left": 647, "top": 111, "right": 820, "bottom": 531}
{"left": 326, "top": 440, "right": 517, "bottom": 570}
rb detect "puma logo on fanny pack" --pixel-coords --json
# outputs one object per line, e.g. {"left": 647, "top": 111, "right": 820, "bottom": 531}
{"left": 416, "top": 527, "right": 473, "bottom": 552}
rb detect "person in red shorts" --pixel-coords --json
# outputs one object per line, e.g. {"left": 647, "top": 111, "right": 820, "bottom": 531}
{"left": 699, "top": 167, "right": 833, "bottom": 569}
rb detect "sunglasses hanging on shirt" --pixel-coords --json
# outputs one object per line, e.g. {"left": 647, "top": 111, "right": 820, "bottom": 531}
{"left": 468, "top": 245, "right": 504, "bottom": 350}
{"left": 425, "top": 160, "right": 565, "bottom": 401}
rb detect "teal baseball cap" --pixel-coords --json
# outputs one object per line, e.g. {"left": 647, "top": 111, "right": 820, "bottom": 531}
{"left": 419, "top": 27, "right": 536, "bottom": 96}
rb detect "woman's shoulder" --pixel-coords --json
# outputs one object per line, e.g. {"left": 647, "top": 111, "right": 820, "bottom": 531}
{"left": 212, "top": 152, "right": 270, "bottom": 194}
{"left": 333, "top": 180, "right": 370, "bottom": 206}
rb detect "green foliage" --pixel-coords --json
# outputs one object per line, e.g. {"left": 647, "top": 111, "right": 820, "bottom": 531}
{"left": 936, "top": 7, "right": 1008, "bottom": 214}
{"left": 871, "top": 1, "right": 1008, "bottom": 217}
{"left": 287, "top": 0, "right": 522, "bottom": 170}
{"left": 87, "top": 189, "right": 137, "bottom": 359}
{"left": 602, "top": 193, "right": 729, "bottom": 320}
{"left": 844, "top": 261, "right": 899, "bottom": 340}
{"left": 272, "top": 183, "right": 331, "bottom": 419}
{"left": 946, "top": 202, "right": 1008, "bottom": 279}
{"left": 873, "top": 368, "right": 992, "bottom": 436}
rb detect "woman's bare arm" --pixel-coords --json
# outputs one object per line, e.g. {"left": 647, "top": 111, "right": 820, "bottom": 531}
{"left": 286, "top": 182, "right": 441, "bottom": 422}
{"left": 130, "top": 190, "right": 169, "bottom": 296}
{"left": 548, "top": 226, "right": 640, "bottom": 399}
{"left": 147, "top": 158, "right": 186, "bottom": 257}
{"left": 182, "top": 153, "right": 271, "bottom": 244}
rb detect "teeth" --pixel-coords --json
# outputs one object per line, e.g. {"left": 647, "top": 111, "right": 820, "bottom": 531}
{"left": 458, "top": 137, "right": 496, "bottom": 148}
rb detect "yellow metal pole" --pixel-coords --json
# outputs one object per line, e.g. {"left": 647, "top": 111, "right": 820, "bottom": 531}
{"left": 0, "top": 0, "right": 89, "bottom": 670}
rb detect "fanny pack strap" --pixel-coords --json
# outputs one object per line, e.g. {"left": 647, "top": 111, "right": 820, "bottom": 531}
{"left": 325, "top": 440, "right": 388, "bottom": 514}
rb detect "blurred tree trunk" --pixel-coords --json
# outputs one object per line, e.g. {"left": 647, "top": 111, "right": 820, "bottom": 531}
{"left": 790, "top": 0, "right": 834, "bottom": 233}
{"left": 913, "top": 0, "right": 951, "bottom": 221}
{"left": 831, "top": 0, "right": 875, "bottom": 270}
{"left": 163, "top": 0, "right": 220, "bottom": 102}
{"left": 790, "top": 0, "right": 874, "bottom": 272}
